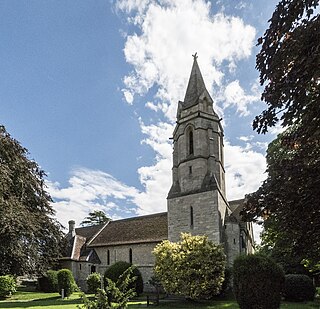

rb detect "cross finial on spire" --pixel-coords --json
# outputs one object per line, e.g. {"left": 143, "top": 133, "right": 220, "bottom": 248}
{"left": 192, "top": 52, "right": 198, "bottom": 60}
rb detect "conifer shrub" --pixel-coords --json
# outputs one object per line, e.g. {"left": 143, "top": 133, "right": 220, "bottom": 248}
{"left": 38, "top": 270, "right": 58, "bottom": 292}
{"left": 0, "top": 275, "right": 16, "bottom": 299}
{"left": 57, "top": 269, "right": 77, "bottom": 297}
{"left": 284, "top": 274, "right": 316, "bottom": 301}
{"left": 87, "top": 272, "right": 101, "bottom": 294}
{"left": 104, "top": 261, "right": 143, "bottom": 295}
{"left": 233, "top": 254, "right": 284, "bottom": 309}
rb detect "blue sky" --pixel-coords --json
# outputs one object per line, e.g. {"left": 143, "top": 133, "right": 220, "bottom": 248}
{"left": 1, "top": 0, "right": 281, "bottom": 239}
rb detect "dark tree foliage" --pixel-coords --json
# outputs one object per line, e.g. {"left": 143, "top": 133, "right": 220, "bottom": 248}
{"left": 284, "top": 274, "right": 316, "bottom": 301}
{"left": 80, "top": 210, "right": 111, "bottom": 227}
{"left": 243, "top": 128, "right": 320, "bottom": 269}
{"left": 233, "top": 254, "right": 284, "bottom": 309}
{"left": 243, "top": 0, "right": 320, "bottom": 271}
{"left": 254, "top": 0, "right": 319, "bottom": 135}
{"left": 0, "top": 125, "right": 65, "bottom": 276}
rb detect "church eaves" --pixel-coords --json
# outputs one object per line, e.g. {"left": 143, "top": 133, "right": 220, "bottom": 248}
{"left": 182, "top": 53, "right": 212, "bottom": 109}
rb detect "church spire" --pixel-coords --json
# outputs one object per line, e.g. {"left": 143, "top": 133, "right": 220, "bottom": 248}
{"left": 182, "top": 53, "right": 209, "bottom": 109}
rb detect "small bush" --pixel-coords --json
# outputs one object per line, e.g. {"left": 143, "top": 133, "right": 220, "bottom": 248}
{"left": 87, "top": 272, "right": 101, "bottom": 294}
{"left": 80, "top": 268, "right": 136, "bottom": 309}
{"left": 57, "top": 269, "right": 77, "bottom": 297}
{"left": 104, "top": 261, "right": 143, "bottom": 295}
{"left": 233, "top": 254, "right": 284, "bottom": 309}
{"left": 284, "top": 274, "right": 316, "bottom": 301}
{"left": 0, "top": 275, "right": 16, "bottom": 299}
{"left": 38, "top": 270, "right": 58, "bottom": 292}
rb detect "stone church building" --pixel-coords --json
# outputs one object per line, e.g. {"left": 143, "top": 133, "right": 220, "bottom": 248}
{"left": 60, "top": 56, "right": 254, "bottom": 290}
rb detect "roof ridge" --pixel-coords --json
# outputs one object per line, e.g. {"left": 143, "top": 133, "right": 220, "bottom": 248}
{"left": 109, "top": 212, "right": 167, "bottom": 223}
{"left": 87, "top": 220, "right": 111, "bottom": 246}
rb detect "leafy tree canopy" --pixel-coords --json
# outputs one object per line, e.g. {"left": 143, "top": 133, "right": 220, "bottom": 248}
{"left": 80, "top": 210, "right": 111, "bottom": 227}
{"left": 243, "top": 128, "right": 320, "bottom": 270}
{"left": 254, "top": 0, "right": 319, "bottom": 136}
{"left": 243, "top": 0, "right": 320, "bottom": 272}
{"left": 0, "top": 125, "right": 65, "bottom": 276}
{"left": 153, "top": 233, "right": 226, "bottom": 300}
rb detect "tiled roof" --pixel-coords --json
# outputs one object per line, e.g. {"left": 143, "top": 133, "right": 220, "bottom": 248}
{"left": 72, "top": 235, "right": 87, "bottom": 260}
{"left": 61, "top": 224, "right": 105, "bottom": 261}
{"left": 89, "top": 212, "right": 168, "bottom": 247}
{"left": 228, "top": 199, "right": 245, "bottom": 221}
{"left": 75, "top": 223, "right": 106, "bottom": 242}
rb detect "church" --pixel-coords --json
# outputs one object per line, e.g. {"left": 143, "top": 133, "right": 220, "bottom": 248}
{"left": 60, "top": 56, "right": 255, "bottom": 291}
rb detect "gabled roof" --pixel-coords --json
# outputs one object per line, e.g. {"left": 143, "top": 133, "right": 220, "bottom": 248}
{"left": 89, "top": 212, "right": 168, "bottom": 247}
{"left": 74, "top": 223, "right": 106, "bottom": 242}
{"left": 61, "top": 224, "right": 106, "bottom": 263}
{"left": 182, "top": 54, "right": 213, "bottom": 109}
{"left": 228, "top": 199, "right": 245, "bottom": 222}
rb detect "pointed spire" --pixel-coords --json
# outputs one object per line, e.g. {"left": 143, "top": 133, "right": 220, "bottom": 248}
{"left": 182, "top": 53, "right": 208, "bottom": 109}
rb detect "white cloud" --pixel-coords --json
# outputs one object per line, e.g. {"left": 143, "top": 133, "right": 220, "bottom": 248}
{"left": 224, "top": 141, "right": 266, "bottom": 200}
{"left": 223, "top": 80, "right": 260, "bottom": 116}
{"left": 238, "top": 135, "right": 254, "bottom": 142}
{"left": 48, "top": 168, "right": 140, "bottom": 229}
{"left": 122, "top": 90, "right": 134, "bottom": 104}
{"left": 119, "top": 0, "right": 256, "bottom": 121}
{"left": 134, "top": 120, "right": 174, "bottom": 214}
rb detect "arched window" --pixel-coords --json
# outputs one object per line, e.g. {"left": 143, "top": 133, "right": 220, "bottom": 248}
{"left": 91, "top": 265, "right": 96, "bottom": 274}
{"left": 189, "top": 130, "right": 194, "bottom": 155}
{"left": 129, "top": 248, "right": 133, "bottom": 264}
{"left": 190, "top": 206, "right": 194, "bottom": 228}
{"left": 107, "top": 250, "right": 110, "bottom": 265}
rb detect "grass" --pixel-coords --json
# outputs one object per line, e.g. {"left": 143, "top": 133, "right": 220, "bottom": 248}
{"left": 0, "top": 286, "right": 319, "bottom": 309}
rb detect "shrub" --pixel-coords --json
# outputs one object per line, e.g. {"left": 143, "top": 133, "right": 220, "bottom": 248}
{"left": 38, "top": 270, "right": 58, "bottom": 292}
{"left": 0, "top": 275, "right": 16, "bottom": 299}
{"left": 153, "top": 233, "right": 226, "bottom": 300}
{"left": 57, "top": 269, "right": 77, "bottom": 297}
{"left": 87, "top": 272, "right": 101, "bottom": 294}
{"left": 104, "top": 261, "right": 143, "bottom": 296}
{"left": 284, "top": 274, "right": 316, "bottom": 301}
{"left": 219, "top": 267, "right": 232, "bottom": 296}
{"left": 233, "top": 254, "right": 284, "bottom": 309}
{"left": 80, "top": 268, "right": 136, "bottom": 309}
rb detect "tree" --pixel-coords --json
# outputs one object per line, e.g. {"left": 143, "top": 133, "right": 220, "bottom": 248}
{"left": 80, "top": 210, "right": 111, "bottom": 227}
{"left": 243, "top": 128, "right": 320, "bottom": 270}
{"left": 0, "top": 125, "right": 65, "bottom": 276}
{"left": 243, "top": 0, "right": 320, "bottom": 270}
{"left": 254, "top": 0, "right": 319, "bottom": 135}
{"left": 153, "top": 233, "right": 226, "bottom": 300}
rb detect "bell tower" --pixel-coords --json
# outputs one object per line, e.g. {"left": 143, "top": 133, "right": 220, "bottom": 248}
{"left": 167, "top": 54, "right": 230, "bottom": 243}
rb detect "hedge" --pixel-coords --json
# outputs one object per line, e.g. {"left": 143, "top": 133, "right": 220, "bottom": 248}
{"left": 284, "top": 274, "right": 316, "bottom": 301}
{"left": 233, "top": 254, "right": 284, "bottom": 309}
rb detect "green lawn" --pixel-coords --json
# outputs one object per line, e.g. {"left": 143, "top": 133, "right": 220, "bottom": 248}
{"left": 0, "top": 286, "right": 319, "bottom": 309}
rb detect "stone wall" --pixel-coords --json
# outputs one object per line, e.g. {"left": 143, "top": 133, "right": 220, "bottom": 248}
{"left": 93, "top": 242, "right": 160, "bottom": 292}
{"left": 168, "top": 190, "right": 222, "bottom": 243}
{"left": 225, "top": 221, "right": 241, "bottom": 266}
